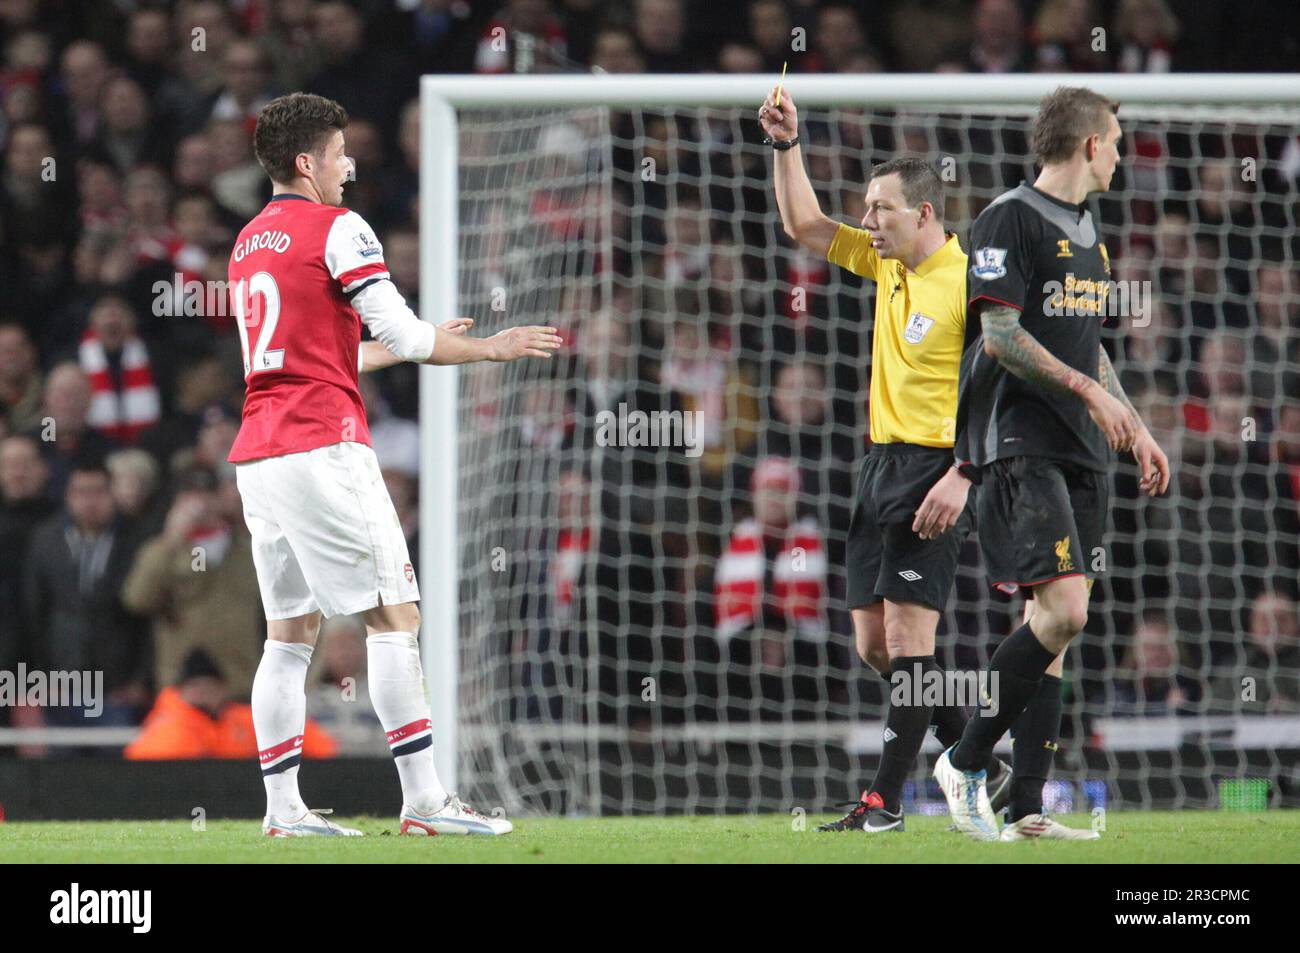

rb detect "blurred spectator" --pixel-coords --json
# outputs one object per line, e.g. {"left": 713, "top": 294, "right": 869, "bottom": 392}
{"left": 1032, "top": 0, "right": 1105, "bottom": 72}
{"left": 79, "top": 293, "right": 161, "bottom": 446}
{"left": 717, "top": 41, "right": 764, "bottom": 74}
{"left": 591, "top": 25, "right": 644, "bottom": 74}
{"left": 373, "top": 99, "right": 420, "bottom": 231}
{"left": 948, "top": 0, "right": 1030, "bottom": 73}
{"left": 1184, "top": 331, "right": 1247, "bottom": 434}
{"left": 105, "top": 447, "right": 163, "bottom": 531}
{"left": 307, "top": 615, "right": 384, "bottom": 756}
{"left": 173, "top": 0, "right": 238, "bottom": 99}
{"left": 0, "top": 323, "right": 43, "bottom": 434}
{"left": 138, "top": 355, "right": 234, "bottom": 470}
{"left": 55, "top": 40, "right": 109, "bottom": 150}
{"left": 659, "top": 307, "right": 759, "bottom": 480}
{"left": 1210, "top": 592, "right": 1300, "bottom": 714}
{"left": 22, "top": 456, "right": 149, "bottom": 729}
{"left": 551, "top": 466, "right": 594, "bottom": 615}
{"left": 208, "top": 39, "right": 276, "bottom": 131}
{"left": 749, "top": 360, "right": 854, "bottom": 523}
{"left": 714, "top": 456, "right": 828, "bottom": 663}
{"left": 3, "top": 122, "right": 79, "bottom": 253}
{"left": 1274, "top": 402, "right": 1300, "bottom": 500}
{"left": 1250, "top": 266, "right": 1300, "bottom": 403}
{"left": 805, "top": 5, "right": 879, "bottom": 74}
{"left": 0, "top": 434, "right": 54, "bottom": 676}
{"left": 360, "top": 374, "right": 419, "bottom": 477}
{"left": 476, "top": 0, "right": 568, "bottom": 74}
{"left": 747, "top": 0, "right": 793, "bottom": 73}
{"left": 306, "top": 0, "right": 410, "bottom": 133}
{"left": 635, "top": 0, "right": 691, "bottom": 72}
{"left": 259, "top": 0, "right": 324, "bottom": 92}
{"left": 206, "top": 117, "right": 265, "bottom": 218}
{"left": 389, "top": 0, "right": 479, "bottom": 78}
{"left": 1114, "top": 611, "right": 1199, "bottom": 715}
{"left": 384, "top": 467, "right": 419, "bottom": 577}
{"left": 1115, "top": 0, "right": 1179, "bottom": 73}
{"left": 180, "top": 402, "right": 239, "bottom": 472}
{"left": 90, "top": 75, "right": 170, "bottom": 175}
{"left": 121, "top": 464, "right": 262, "bottom": 700}
{"left": 33, "top": 362, "right": 116, "bottom": 498}
{"left": 125, "top": 648, "right": 337, "bottom": 759}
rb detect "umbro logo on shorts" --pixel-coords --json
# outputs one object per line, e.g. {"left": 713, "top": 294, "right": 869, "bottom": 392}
{"left": 898, "top": 570, "right": 923, "bottom": 581}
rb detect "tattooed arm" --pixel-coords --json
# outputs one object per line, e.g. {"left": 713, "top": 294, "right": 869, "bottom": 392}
{"left": 1098, "top": 344, "right": 1137, "bottom": 414}
{"left": 980, "top": 305, "right": 1137, "bottom": 450}
{"left": 982, "top": 306, "right": 1095, "bottom": 398}
{"left": 1098, "top": 344, "right": 1171, "bottom": 495}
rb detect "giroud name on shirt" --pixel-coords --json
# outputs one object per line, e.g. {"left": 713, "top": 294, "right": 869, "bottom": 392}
{"left": 226, "top": 195, "right": 431, "bottom": 619}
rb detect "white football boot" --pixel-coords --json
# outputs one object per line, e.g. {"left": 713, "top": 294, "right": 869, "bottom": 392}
{"left": 263, "top": 808, "right": 364, "bottom": 837}
{"left": 934, "top": 747, "right": 1000, "bottom": 841}
{"left": 1000, "top": 813, "right": 1101, "bottom": 841}
{"left": 399, "top": 794, "right": 513, "bottom": 836}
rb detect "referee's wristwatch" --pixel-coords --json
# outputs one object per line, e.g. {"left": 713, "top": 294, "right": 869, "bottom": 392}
{"left": 764, "top": 136, "right": 800, "bottom": 151}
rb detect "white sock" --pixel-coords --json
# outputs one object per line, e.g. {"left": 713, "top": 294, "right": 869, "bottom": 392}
{"left": 367, "top": 631, "right": 448, "bottom": 813}
{"left": 252, "top": 640, "right": 313, "bottom": 819}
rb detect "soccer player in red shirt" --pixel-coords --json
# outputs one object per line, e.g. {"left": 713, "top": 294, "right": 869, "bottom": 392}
{"left": 230, "top": 93, "right": 560, "bottom": 836}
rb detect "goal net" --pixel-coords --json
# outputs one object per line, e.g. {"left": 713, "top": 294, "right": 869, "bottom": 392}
{"left": 420, "top": 75, "right": 1300, "bottom": 816}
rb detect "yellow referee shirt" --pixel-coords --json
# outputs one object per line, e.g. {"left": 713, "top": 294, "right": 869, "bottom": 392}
{"left": 826, "top": 224, "right": 967, "bottom": 447}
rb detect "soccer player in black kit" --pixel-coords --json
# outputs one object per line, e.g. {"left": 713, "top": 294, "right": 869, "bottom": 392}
{"left": 930, "top": 87, "right": 1171, "bottom": 840}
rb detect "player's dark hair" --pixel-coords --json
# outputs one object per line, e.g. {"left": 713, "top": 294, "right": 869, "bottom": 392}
{"left": 869, "top": 155, "right": 945, "bottom": 222}
{"left": 254, "top": 92, "right": 349, "bottom": 184}
{"left": 1032, "top": 86, "right": 1119, "bottom": 165}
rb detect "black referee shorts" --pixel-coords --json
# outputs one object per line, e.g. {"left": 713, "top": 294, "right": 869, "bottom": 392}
{"left": 845, "top": 443, "right": 973, "bottom": 613}
{"left": 977, "top": 454, "right": 1109, "bottom": 595}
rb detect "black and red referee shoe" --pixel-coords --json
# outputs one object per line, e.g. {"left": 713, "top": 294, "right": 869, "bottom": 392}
{"left": 816, "top": 791, "right": 905, "bottom": 833}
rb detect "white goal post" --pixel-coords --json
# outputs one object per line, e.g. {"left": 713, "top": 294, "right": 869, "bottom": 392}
{"left": 418, "top": 73, "right": 1300, "bottom": 812}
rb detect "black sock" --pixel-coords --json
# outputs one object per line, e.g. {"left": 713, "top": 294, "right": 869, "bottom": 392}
{"left": 870, "top": 656, "right": 937, "bottom": 814}
{"left": 928, "top": 665, "right": 1005, "bottom": 777}
{"left": 950, "top": 622, "right": 1057, "bottom": 771}
{"left": 1008, "top": 674, "right": 1063, "bottom": 821}
{"left": 928, "top": 669, "right": 968, "bottom": 750}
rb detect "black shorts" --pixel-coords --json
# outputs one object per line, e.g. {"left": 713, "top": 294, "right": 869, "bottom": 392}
{"left": 845, "top": 443, "right": 973, "bottom": 613}
{"left": 977, "top": 455, "right": 1109, "bottom": 595}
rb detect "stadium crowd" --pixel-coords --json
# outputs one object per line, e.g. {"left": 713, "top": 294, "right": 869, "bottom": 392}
{"left": 0, "top": 0, "right": 1297, "bottom": 761}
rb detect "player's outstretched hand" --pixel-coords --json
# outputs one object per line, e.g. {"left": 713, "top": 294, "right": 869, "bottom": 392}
{"left": 438, "top": 317, "right": 474, "bottom": 335}
{"left": 758, "top": 88, "right": 797, "bottom": 142}
{"left": 488, "top": 325, "right": 563, "bottom": 361}
{"left": 1085, "top": 382, "right": 1139, "bottom": 452}
{"left": 1131, "top": 428, "right": 1171, "bottom": 496}
{"left": 912, "top": 466, "right": 971, "bottom": 540}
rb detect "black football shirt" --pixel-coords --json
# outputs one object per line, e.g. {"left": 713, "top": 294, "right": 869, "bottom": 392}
{"left": 955, "top": 183, "right": 1114, "bottom": 474}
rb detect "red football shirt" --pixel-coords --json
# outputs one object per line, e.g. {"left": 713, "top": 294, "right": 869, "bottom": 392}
{"left": 227, "top": 195, "right": 389, "bottom": 463}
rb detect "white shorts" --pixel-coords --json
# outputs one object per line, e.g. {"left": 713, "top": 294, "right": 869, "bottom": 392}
{"left": 236, "top": 442, "right": 420, "bottom": 620}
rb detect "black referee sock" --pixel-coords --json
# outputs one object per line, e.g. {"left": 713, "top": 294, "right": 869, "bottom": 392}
{"left": 950, "top": 622, "right": 1057, "bottom": 771}
{"left": 870, "top": 656, "right": 937, "bottom": 814}
{"left": 1008, "top": 674, "right": 1063, "bottom": 822}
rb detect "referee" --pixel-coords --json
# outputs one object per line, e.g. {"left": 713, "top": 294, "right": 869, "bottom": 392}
{"left": 759, "top": 88, "right": 1005, "bottom": 833}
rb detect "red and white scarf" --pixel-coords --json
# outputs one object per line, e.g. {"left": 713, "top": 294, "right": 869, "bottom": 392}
{"left": 554, "top": 526, "right": 593, "bottom": 615}
{"left": 714, "top": 516, "right": 827, "bottom": 641}
{"left": 80, "top": 329, "right": 161, "bottom": 445}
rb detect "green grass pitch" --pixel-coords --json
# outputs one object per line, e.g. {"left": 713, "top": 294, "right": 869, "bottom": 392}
{"left": 2, "top": 811, "right": 1296, "bottom": 863}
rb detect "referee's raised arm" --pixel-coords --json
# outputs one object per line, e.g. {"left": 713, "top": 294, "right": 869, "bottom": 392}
{"left": 759, "top": 88, "right": 838, "bottom": 257}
